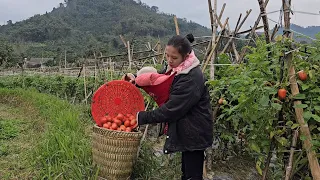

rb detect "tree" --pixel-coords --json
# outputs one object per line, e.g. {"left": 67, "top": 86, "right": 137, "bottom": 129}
{"left": 151, "top": 6, "right": 159, "bottom": 13}
{"left": 0, "top": 39, "right": 14, "bottom": 66}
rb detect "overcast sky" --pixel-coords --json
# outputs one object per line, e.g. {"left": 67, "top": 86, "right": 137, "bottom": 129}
{"left": 0, "top": 0, "right": 319, "bottom": 31}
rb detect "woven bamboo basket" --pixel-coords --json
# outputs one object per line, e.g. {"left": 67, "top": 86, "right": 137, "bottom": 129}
{"left": 92, "top": 125, "right": 143, "bottom": 180}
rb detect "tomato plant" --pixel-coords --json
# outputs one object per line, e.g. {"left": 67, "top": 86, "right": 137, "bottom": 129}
{"left": 207, "top": 34, "right": 320, "bottom": 179}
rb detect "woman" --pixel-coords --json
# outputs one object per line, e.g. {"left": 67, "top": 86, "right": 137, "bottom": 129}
{"left": 123, "top": 34, "right": 213, "bottom": 180}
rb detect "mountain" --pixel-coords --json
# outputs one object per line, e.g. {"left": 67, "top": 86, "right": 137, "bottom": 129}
{"left": 277, "top": 24, "right": 320, "bottom": 42}
{"left": 0, "top": 0, "right": 211, "bottom": 64}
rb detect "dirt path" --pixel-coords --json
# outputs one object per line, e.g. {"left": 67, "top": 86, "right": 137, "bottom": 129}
{"left": 0, "top": 102, "right": 43, "bottom": 179}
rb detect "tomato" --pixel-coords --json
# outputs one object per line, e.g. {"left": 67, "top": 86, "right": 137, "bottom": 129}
{"left": 97, "top": 122, "right": 103, "bottom": 127}
{"left": 111, "top": 123, "right": 118, "bottom": 130}
{"left": 125, "top": 127, "right": 132, "bottom": 132}
{"left": 106, "top": 115, "right": 112, "bottom": 122}
{"left": 103, "top": 123, "right": 111, "bottom": 129}
{"left": 298, "top": 70, "right": 307, "bottom": 81}
{"left": 130, "top": 119, "right": 137, "bottom": 126}
{"left": 114, "top": 119, "right": 122, "bottom": 126}
{"left": 126, "top": 114, "right": 132, "bottom": 118}
{"left": 116, "top": 113, "right": 124, "bottom": 121}
{"left": 120, "top": 125, "right": 126, "bottom": 131}
{"left": 218, "top": 98, "right": 224, "bottom": 105}
{"left": 124, "top": 120, "right": 131, "bottom": 127}
{"left": 100, "top": 116, "right": 108, "bottom": 125}
{"left": 129, "top": 115, "right": 135, "bottom": 121}
{"left": 278, "top": 89, "right": 287, "bottom": 100}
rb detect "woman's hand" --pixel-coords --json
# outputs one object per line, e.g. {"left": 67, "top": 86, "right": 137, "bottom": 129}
{"left": 121, "top": 73, "right": 136, "bottom": 84}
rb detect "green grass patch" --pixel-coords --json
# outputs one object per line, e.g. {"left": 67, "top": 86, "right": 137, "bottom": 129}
{"left": 0, "top": 88, "right": 98, "bottom": 179}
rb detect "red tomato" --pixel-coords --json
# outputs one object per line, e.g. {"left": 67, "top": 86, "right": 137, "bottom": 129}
{"left": 120, "top": 125, "right": 126, "bottom": 131}
{"left": 103, "top": 123, "right": 111, "bottom": 129}
{"left": 124, "top": 120, "right": 131, "bottom": 127}
{"left": 116, "top": 113, "right": 124, "bottom": 121}
{"left": 298, "top": 70, "right": 307, "bottom": 81}
{"left": 129, "top": 115, "right": 135, "bottom": 121}
{"left": 130, "top": 119, "right": 137, "bottom": 126}
{"left": 100, "top": 116, "right": 108, "bottom": 125}
{"left": 106, "top": 115, "right": 112, "bottom": 122}
{"left": 114, "top": 119, "right": 122, "bottom": 126}
{"left": 111, "top": 123, "right": 118, "bottom": 130}
{"left": 125, "top": 127, "right": 132, "bottom": 132}
{"left": 278, "top": 89, "right": 287, "bottom": 100}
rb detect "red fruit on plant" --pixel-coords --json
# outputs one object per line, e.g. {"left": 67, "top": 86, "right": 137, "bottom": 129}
{"left": 278, "top": 89, "right": 287, "bottom": 100}
{"left": 218, "top": 98, "right": 224, "bottom": 105}
{"left": 298, "top": 70, "right": 307, "bottom": 81}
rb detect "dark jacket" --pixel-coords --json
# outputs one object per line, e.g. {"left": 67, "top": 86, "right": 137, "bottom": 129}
{"left": 137, "top": 63, "right": 213, "bottom": 154}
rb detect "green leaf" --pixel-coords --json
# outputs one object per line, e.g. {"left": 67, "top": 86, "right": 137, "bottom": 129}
{"left": 256, "top": 161, "right": 263, "bottom": 175}
{"left": 270, "top": 131, "right": 275, "bottom": 139}
{"left": 250, "top": 143, "right": 261, "bottom": 153}
{"left": 312, "top": 114, "right": 320, "bottom": 122}
{"left": 293, "top": 94, "right": 306, "bottom": 100}
{"left": 286, "top": 121, "right": 293, "bottom": 126}
{"left": 301, "top": 84, "right": 310, "bottom": 91}
{"left": 300, "top": 135, "right": 307, "bottom": 141}
{"left": 293, "top": 104, "right": 308, "bottom": 109}
{"left": 303, "top": 111, "right": 313, "bottom": 121}
{"left": 314, "top": 106, "right": 320, "bottom": 111}
{"left": 276, "top": 137, "right": 288, "bottom": 146}
{"left": 259, "top": 95, "right": 269, "bottom": 107}
{"left": 291, "top": 124, "right": 300, "bottom": 129}
{"left": 310, "top": 88, "right": 320, "bottom": 93}
{"left": 271, "top": 103, "right": 282, "bottom": 111}
{"left": 317, "top": 127, "right": 320, "bottom": 131}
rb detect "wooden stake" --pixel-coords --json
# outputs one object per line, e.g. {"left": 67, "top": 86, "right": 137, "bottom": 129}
{"left": 208, "top": 0, "right": 215, "bottom": 32}
{"left": 202, "top": 18, "right": 229, "bottom": 72}
{"left": 258, "top": 0, "right": 270, "bottom": 43}
{"left": 83, "top": 63, "right": 87, "bottom": 104}
{"left": 285, "top": 130, "right": 299, "bottom": 180}
{"left": 127, "top": 41, "right": 132, "bottom": 70}
{"left": 120, "top": 35, "right": 128, "bottom": 48}
{"left": 209, "top": 0, "right": 218, "bottom": 80}
{"left": 283, "top": 0, "right": 320, "bottom": 179}
{"left": 174, "top": 15, "right": 180, "bottom": 35}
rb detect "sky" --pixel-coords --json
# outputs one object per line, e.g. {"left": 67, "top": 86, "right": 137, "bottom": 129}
{"left": 0, "top": 0, "right": 319, "bottom": 30}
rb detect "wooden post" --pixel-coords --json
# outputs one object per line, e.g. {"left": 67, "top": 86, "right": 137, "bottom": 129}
{"left": 83, "top": 63, "right": 87, "bottom": 104}
{"left": 282, "top": 0, "right": 320, "bottom": 179}
{"left": 208, "top": 0, "right": 214, "bottom": 32}
{"left": 174, "top": 15, "right": 180, "bottom": 35}
{"left": 127, "top": 41, "right": 132, "bottom": 70}
{"left": 285, "top": 130, "right": 299, "bottom": 180}
{"left": 258, "top": 0, "right": 270, "bottom": 43}
{"left": 209, "top": 0, "right": 218, "bottom": 80}
{"left": 64, "top": 50, "right": 67, "bottom": 69}
{"left": 239, "top": 0, "right": 269, "bottom": 61}
{"left": 202, "top": 18, "right": 229, "bottom": 72}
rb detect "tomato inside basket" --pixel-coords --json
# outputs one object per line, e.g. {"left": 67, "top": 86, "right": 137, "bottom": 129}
{"left": 91, "top": 80, "right": 145, "bottom": 131}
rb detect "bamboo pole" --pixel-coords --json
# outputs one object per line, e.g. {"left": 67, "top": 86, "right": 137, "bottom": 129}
{"left": 258, "top": 0, "right": 271, "bottom": 43}
{"left": 283, "top": 0, "right": 320, "bottom": 179}
{"left": 202, "top": 18, "right": 229, "bottom": 72}
{"left": 174, "top": 15, "right": 180, "bottom": 35}
{"left": 127, "top": 41, "right": 132, "bottom": 70}
{"left": 285, "top": 130, "right": 299, "bottom": 180}
{"left": 83, "top": 63, "right": 87, "bottom": 104}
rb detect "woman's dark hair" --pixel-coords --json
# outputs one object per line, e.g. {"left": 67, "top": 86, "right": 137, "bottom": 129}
{"left": 167, "top": 33, "right": 195, "bottom": 57}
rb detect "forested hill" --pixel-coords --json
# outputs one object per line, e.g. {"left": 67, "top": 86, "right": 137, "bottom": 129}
{"left": 0, "top": 0, "right": 211, "bottom": 62}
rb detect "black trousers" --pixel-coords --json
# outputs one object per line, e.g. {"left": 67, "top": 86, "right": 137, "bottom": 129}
{"left": 181, "top": 150, "right": 204, "bottom": 180}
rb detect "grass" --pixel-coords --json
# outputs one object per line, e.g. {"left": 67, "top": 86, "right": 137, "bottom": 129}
{"left": 0, "top": 88, "right": 98, "bottom": 179}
